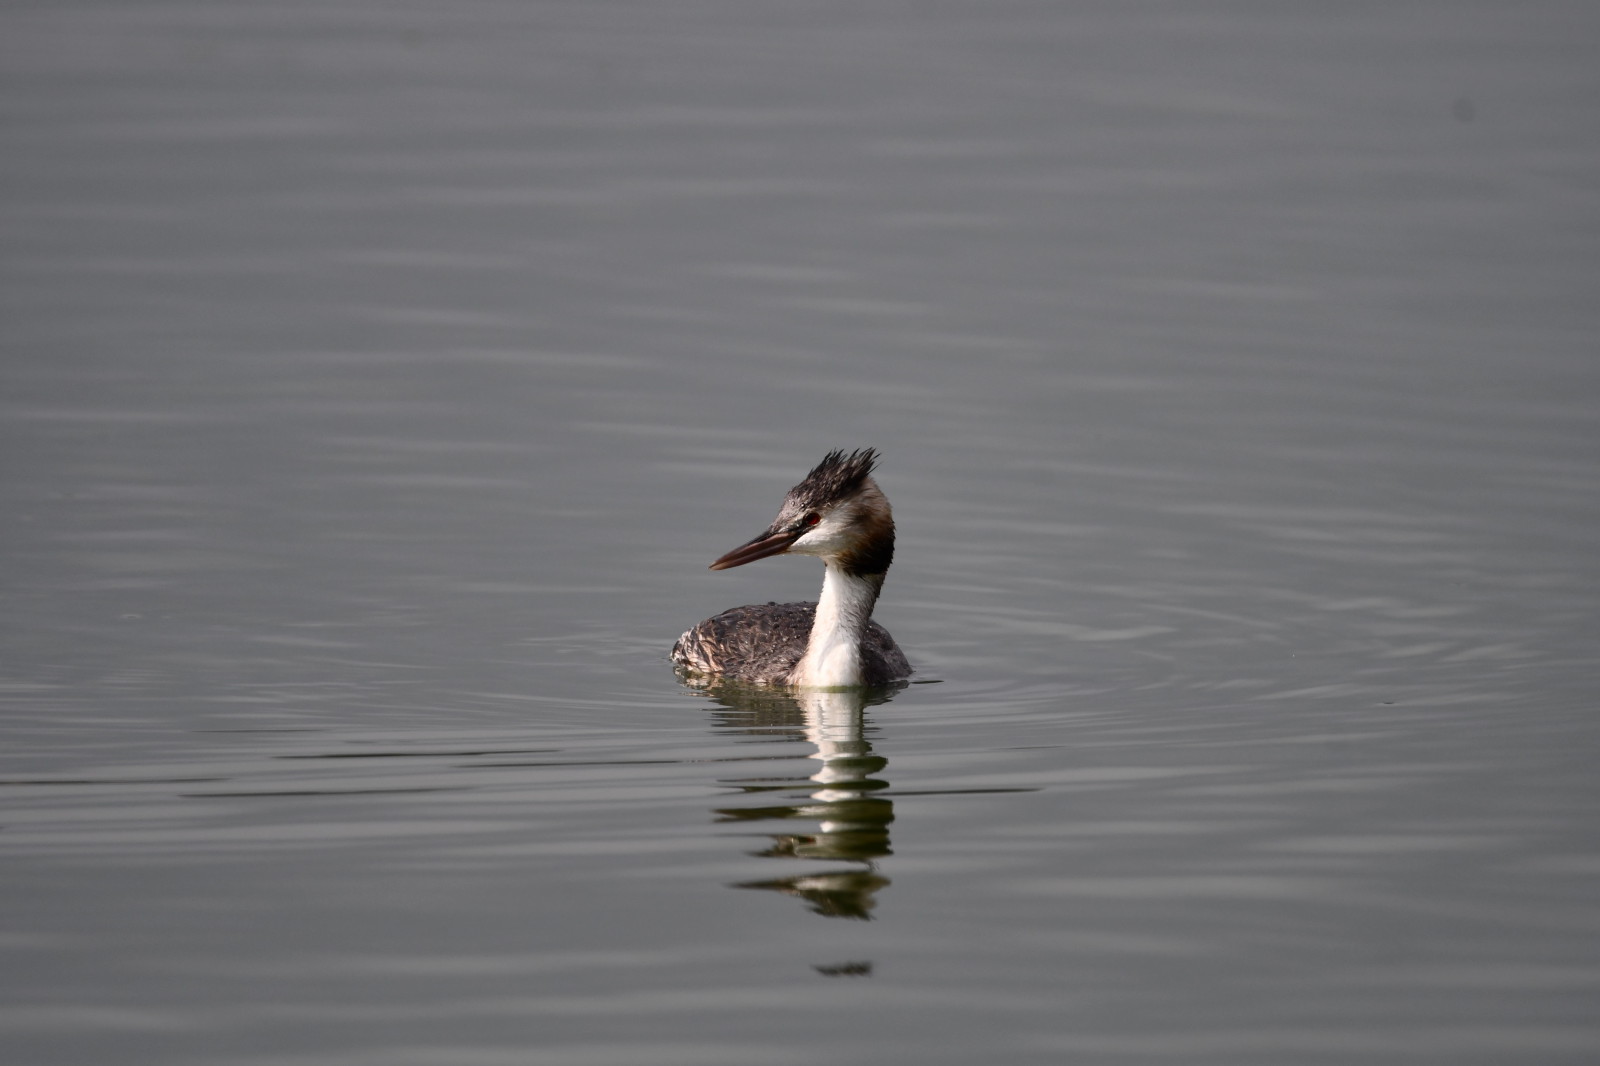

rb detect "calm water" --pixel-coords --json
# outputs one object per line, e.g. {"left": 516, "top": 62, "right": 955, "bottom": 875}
{"left": 4, "top": 2, "right": 1599, "bottom": 1063}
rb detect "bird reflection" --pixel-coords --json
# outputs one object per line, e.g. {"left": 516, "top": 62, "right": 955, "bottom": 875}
{"left": 693, "top": 681, "right": 903, "bottom": 920}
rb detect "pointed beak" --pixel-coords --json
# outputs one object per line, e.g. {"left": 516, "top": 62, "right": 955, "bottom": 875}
{"left": 709, "top": 525, "right": 803, "bottom": 570}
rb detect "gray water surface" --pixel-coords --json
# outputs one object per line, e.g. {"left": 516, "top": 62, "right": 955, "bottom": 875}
{"left": 3, "top": 3, "right": 1599, "bottom": 1064}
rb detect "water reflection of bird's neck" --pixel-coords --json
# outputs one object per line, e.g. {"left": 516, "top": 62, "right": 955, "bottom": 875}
{"left": 797, "top": 688, "right": 891, "bottom": 835}
{"left": 803, "top": 688, "right": 872, "bottom": 792}
{"left": 701, "top": 680, "right": 900, "bottom": 918}
{"left": 727, "top": 686, "right": 896, "bottom": 920}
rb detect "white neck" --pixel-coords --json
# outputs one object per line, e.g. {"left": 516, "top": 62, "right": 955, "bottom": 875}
{"left": 790, "top": 562, "right": 883, "bottom": 688}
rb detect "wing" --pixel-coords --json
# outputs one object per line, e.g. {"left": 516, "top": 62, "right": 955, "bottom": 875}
{"left": 671, "top": 602, "right": 817, "bottom": 684}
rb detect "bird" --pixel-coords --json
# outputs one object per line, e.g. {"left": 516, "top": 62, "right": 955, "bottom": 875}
{"left": 671, "top": 448, "right": 912, "bottom": 688}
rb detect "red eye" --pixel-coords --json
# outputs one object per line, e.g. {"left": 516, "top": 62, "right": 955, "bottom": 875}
{"left": 803, "top": 513, "right": 821, "bottom": 527}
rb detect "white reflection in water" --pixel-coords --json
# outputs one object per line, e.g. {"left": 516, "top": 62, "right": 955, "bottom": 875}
{"left": 699, "top": 684, "right": 898, "bottom": 921}
{"left": 693, "top": 680, "right": 1034, "bottom": 925}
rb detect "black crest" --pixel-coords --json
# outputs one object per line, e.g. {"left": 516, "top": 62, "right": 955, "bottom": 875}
{"left": 788, "top": 448, "right": 879, "bottom": 509}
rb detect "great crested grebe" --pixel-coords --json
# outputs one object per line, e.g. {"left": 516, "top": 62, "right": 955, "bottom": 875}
{"left": 671, "top": 448, "right": 912, "bottom": 688}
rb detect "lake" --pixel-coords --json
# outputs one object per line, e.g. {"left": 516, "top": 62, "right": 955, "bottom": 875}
{"left": 3, "top": 2, "right": 1598, "bottom": 1063}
